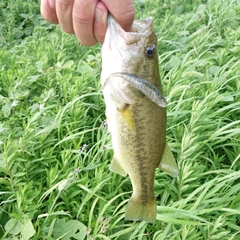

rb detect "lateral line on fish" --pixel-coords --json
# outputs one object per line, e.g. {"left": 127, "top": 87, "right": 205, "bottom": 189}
{"left": 103, "top": 72, "right": 167, "bottom": 108}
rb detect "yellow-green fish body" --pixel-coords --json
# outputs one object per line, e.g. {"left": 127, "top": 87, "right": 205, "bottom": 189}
{"left": 101, "top": 15, "right": 178, "bottom": 223}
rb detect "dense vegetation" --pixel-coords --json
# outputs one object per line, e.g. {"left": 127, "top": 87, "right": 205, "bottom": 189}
{"left": 0, "top": 0, "right": 240, "bottom": 239}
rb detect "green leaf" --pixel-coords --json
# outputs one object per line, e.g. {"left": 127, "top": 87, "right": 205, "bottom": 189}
{"left": 62, "top": 60, "right": 74, "bottom": 69}
{"left": 77, "top": 65, "right": 93, "bottom": 75}
{"left": 2, "top": 103, "right": 11, "bottom": 117}
{"left": 208, "top": 65, "right": 221, "bottom": 75}
{"left": 57, "top": 178, "right": 72, "bottom": 192}
{"left": 0, "top": 153, "right": 6, "bottom": 168}
{"left": 38, "top": 211, "right": 71, "bottom": 219}
{"left": 27, "top": 75, "right": 40, "bottom": 83}
{"left": 3, "top": 238, "right": 18, "bottom": 240}
{"left": 40, "top": 116, "right": 55, "bottom": 127}
{"left": 21, "top": 219, "right": 35, "bottom": 240}
{"left": 4, "top": 218, "right": 22, "bottom": 235}
{"left": 169, "top": 55, "right": 181, "bottom": 68}
{"left": 14, "top": 172, "right": 26, "bottom": 177}
{"left": 30, "top": 103, "right": 39, "bottom": 113}
{"left": 53, "top": 219, "right": 87, "bottom": 240}
{"left": 20, "top": 13, "right": 29, "bottom": 19}
{"left": 196, "top": 4, "right": 206, "bottom": 13}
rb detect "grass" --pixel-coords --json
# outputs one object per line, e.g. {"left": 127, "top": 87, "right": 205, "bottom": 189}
{"left": 0, "top": 0, "right": 240, "bottom": 239}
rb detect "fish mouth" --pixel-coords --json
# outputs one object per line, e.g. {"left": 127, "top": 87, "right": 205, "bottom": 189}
{"left": 108, "top": 14, "right": 153, "bottom": 45}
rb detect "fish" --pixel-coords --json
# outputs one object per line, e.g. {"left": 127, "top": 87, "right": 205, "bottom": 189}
{"left": 101, "top": 15, "right": 179, "bottom": 223}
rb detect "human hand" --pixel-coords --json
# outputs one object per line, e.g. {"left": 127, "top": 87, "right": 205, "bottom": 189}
{"left": 40, "top": 0, "right": 135, "bottom": 46}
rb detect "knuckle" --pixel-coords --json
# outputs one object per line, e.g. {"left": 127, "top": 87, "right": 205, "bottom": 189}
{"left": 121, "top": 8, "right": 135, "bottom": 22}
{"left": 73, "top": 13, "right": 91, "bottom": 25}
{"left": 57, "top": 0, "right": 73, "bottom": 10}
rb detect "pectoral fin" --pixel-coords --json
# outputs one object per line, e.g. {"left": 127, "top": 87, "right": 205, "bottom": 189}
{"left": 109, "top": 155, "right": 127, "bottom": 176}
{"left": 118, "top": 104, "right": 136, "bottom": 133}
{"left": 159, "top": 144, "right": 179, "bottom": 177}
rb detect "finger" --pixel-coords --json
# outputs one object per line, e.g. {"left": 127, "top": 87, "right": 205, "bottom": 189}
{"left": 94, "top": 1, "right": 108, "bottom": 44}
{"left": 72, "top": 0, "right": 98, "bottom": 46}
{"left": 56, "top": 0, "right": 75, "bottom": 33}
{"left": 102, "top": 0, "right": 135, "bottom": 32}
{"left": 41, "top": 0, "right": 58, "bottom": 24}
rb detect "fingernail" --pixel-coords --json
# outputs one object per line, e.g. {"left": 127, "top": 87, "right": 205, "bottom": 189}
{"left": 48, "top": 0, "right": 55, "bottom": 9}
{"left": 95, "top": 7, "right": 103, "bottom": 22}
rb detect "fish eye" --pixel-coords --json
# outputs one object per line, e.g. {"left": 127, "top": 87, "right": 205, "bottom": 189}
{"left": 145, "top": 45, "right": 156, "bottom": 58}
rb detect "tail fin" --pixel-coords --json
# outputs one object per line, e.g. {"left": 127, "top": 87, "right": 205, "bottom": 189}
{"left": 125, "top": 197, "right": 156, "bottom": 223}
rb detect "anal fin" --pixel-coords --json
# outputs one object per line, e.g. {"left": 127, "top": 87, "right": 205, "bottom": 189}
{"left": 109, "top": 155, "right": 127, "bottom": 176}
{"left": 159, "top": 144, "right": 179, "bottom": 177}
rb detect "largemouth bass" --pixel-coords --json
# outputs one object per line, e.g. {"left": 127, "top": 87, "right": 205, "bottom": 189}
{"left": 101, "top": 15, "right": 179, "bottom": 223}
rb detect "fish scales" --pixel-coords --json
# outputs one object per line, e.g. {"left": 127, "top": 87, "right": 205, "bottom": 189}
{"left": 101, "top": 15, "right": 178, "bottom": 223}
